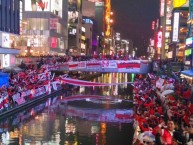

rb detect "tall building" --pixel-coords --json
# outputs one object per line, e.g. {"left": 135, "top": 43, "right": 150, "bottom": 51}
{"left": 19, "top": 0, "right": 68, "bottom": 56}
{"left": 82, "top": 18, "right": 93, "bottom": 55}
{"left": 158, "top": 0, "right": 188, "bottom": 61}
{"left": 158, "top": 0, "right": 173, "bottom": 60}
{"left": 82, "top": 0, "right": 95, "bottom": 55}
{"left": 0, "top": 0, "right": 20, "bottom": 68}
{"left": 172, "top": 8, "right": 188, "bottom": 61}
{"left": 95, "top": 1, "right": 104, "bottom": 35}
{"left": 67, "top": 0, "right": 83, "bottom": 56}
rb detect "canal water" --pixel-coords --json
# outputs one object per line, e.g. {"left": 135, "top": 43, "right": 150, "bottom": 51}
{"left": 0, "top": 73, "right": 135, "bottom": 145}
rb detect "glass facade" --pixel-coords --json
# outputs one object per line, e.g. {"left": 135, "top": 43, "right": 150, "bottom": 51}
{"left": 19, "top": 0, "right": 68, "bottom": 56}
{"left": 0, "top": 0, "right": 20, "bottom": 68}
{"left": 0, "top": 0, "right": 20, "bottom": 34}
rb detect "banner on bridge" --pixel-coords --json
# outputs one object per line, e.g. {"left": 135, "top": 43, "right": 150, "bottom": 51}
{"left": 117, "top": 60, "right": 141, "bottom": 73}
{"left": 86, "top": 61, "right": 101, "bottom": 70}
{"left": 68, "top": 62, "right": 79, "bottom": 70}
{"left": 47, "top": 60, "right": 150, "bottom": 73}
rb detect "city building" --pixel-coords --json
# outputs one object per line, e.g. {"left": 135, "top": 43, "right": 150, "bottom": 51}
{"left": 158, "top": 0, "right": 173, "bottom": 59}
{"left": 82, "top": 18, "right": 93, "bottom": 55}
{"left": 171, "top": 7, "right": 188, "bottom": 61}
{"left": 68, "top": 0, "right": 83, "bottom": 56}
{"left": 19, "top": 0, "right": 68, "bottom": 56}
{"left": 0, "top": 0, "right": 21, "bottom": 68}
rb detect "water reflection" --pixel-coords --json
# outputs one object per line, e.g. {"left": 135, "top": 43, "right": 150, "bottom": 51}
{"left": 78, "top": 73, "right": 134, "bottom": 100}
{"left": 0, "top": 73, "right": 134, "bottom": 145}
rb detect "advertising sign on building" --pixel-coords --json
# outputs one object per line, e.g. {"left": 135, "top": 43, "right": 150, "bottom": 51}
{"left": 2, "top": 33, "right": 10, "bottom": 48}
{"left": 168, "top": 51, "right": 173, "bottom": 58}
{"left": 186, "top": 37, "right": 193, "bottom": 45}
{"left": 160, "top": 0, "right": 165, "bottom": 17}
{"left": 173, "top": 0, "right": 187, "bottom": 8}
{"left": 50, "top": 37, "right": 58, "bottom": 48}
{"left": 0, "top": 33, "right": 17, "bottom": 48}
{"left": 68, "top": 11, "right": 79, "bottom": 24}
{"left": 25, "top": 0, "right": 63, "bottom": 16}
{"left": 150, "top": 38, "right": 154, "bottom": 47}
{"left": 50, "top": 18, "right": 58, "bottom": 29}
{"left": 83, "top": 19, "right": 94, "bottom": 24}
{"left": 172, "top": 12, "right": 180, "bottom": 42}
{"left": 51, "top": 0, "right": 63, "bottom": 17}
{"left": 25, "top": 0, "right": 50, "bottom": 11}
{"left": 157, "top": 31, "right": 162, "bottom": 48}
{"left": 3, "top": 54, "right": 10, "bottom": 68}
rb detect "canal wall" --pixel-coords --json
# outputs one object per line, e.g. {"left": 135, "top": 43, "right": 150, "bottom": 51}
{"left": 0, "top": 89, "right": 64, "bottom": 119}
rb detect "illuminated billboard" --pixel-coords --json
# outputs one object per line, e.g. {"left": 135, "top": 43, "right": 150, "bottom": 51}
{"left": 69, "top": 27, "right": 77, "bottom": 35}
{"left": 24, "top": 0, "right": 63, "bottom": 17}
{"left": 1, "top": 33, "right": 17, "bottom": 48}
{"left": 3, "top": 54, "right": 10, "bottom": 68}
{"left": 68, "top": 0, "right": 82, "bottom": 12}
{"left": 50, "top": 37, "right": 58, "bottom": 48}
{"left": 160, "top": 0, "right": 165, "bottom": 17}
{"left": 186, "top": 37, "right": 193, "bottom": 45}
{"left": 51, "top": 0, "right": 63, "bottom": 17}
{"left": 68, "top": 11, "right": 79, "bottom": 24}
{"left": 173, "top": 0, "right": 187, "bottom": 8}
{"left": 25, "top": 0, "right": 50, "bottom": 11}
{"left": 172, "top": 12, "right": 180, "bottom": 42}
{"left": 157, "top": 31, "right": 162, "bottom": 48}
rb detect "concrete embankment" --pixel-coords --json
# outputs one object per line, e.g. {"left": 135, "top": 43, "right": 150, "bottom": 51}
{"left": 0, "top": 89, "right": 64, "bottom": 119}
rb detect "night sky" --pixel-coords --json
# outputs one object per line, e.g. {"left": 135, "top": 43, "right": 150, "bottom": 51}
{"left": 111, "top": 0, "right": 160, "bottom": 55}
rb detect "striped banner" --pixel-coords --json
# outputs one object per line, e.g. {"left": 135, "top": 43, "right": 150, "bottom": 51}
{"left": 61, "top": 77, "right": 133, "bottom": 86}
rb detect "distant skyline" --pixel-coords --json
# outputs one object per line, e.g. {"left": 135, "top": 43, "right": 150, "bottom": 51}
{"left": 111, "top": 0, "right": 160, "bottom": 55}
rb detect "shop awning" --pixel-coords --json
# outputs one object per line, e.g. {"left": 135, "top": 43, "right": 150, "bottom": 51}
{"left": 181, "top": 70, "right": 193, "bottom": 77}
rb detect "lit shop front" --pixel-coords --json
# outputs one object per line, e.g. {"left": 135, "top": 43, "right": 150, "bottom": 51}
{"left": 19, "top": 19, "right": 65, "bottom": 56}
{"left": 0, "top": 32, "right": 20, "bottom": 68}
{"left": 20, "top": 0, "right": 67, "bottom": 56}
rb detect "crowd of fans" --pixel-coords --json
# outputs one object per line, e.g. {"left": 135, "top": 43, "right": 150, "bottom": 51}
{"left": 133, "top": 73, "right": 193, "bottom": 145}
{"left": 1, "top": 55, "right": 190, "bottom": 145}
{"left": 0, "top": 62, "right": 54, "bottom": 110}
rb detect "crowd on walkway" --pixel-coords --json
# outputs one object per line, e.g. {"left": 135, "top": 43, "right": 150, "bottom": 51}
{"left": 133, "top": 73, "right": 193, "bottom": 145}
{"left": 17, "top": 54, "right": 145, "bottom": 64}
{"left": 0, "top": 62, "right": 61, "bottom": 111}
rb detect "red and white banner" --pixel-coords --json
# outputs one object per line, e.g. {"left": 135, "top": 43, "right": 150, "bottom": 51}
{"left": 78, "top": 61, "right": 86, "bottom": 69}
{"left": 117, "top": 60, "right": 141, "bottom": 72}
{"left": 86, "top": 61, "right": 101, "bottom": 69}
{"left": 68, "top": 62, "right": 78, "bottom": 70}
{"left": 61, "top": 77, "right": 132, "bottom": 86}
{"left": 101, "top": 60, "right": 117, "bottom": 68}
